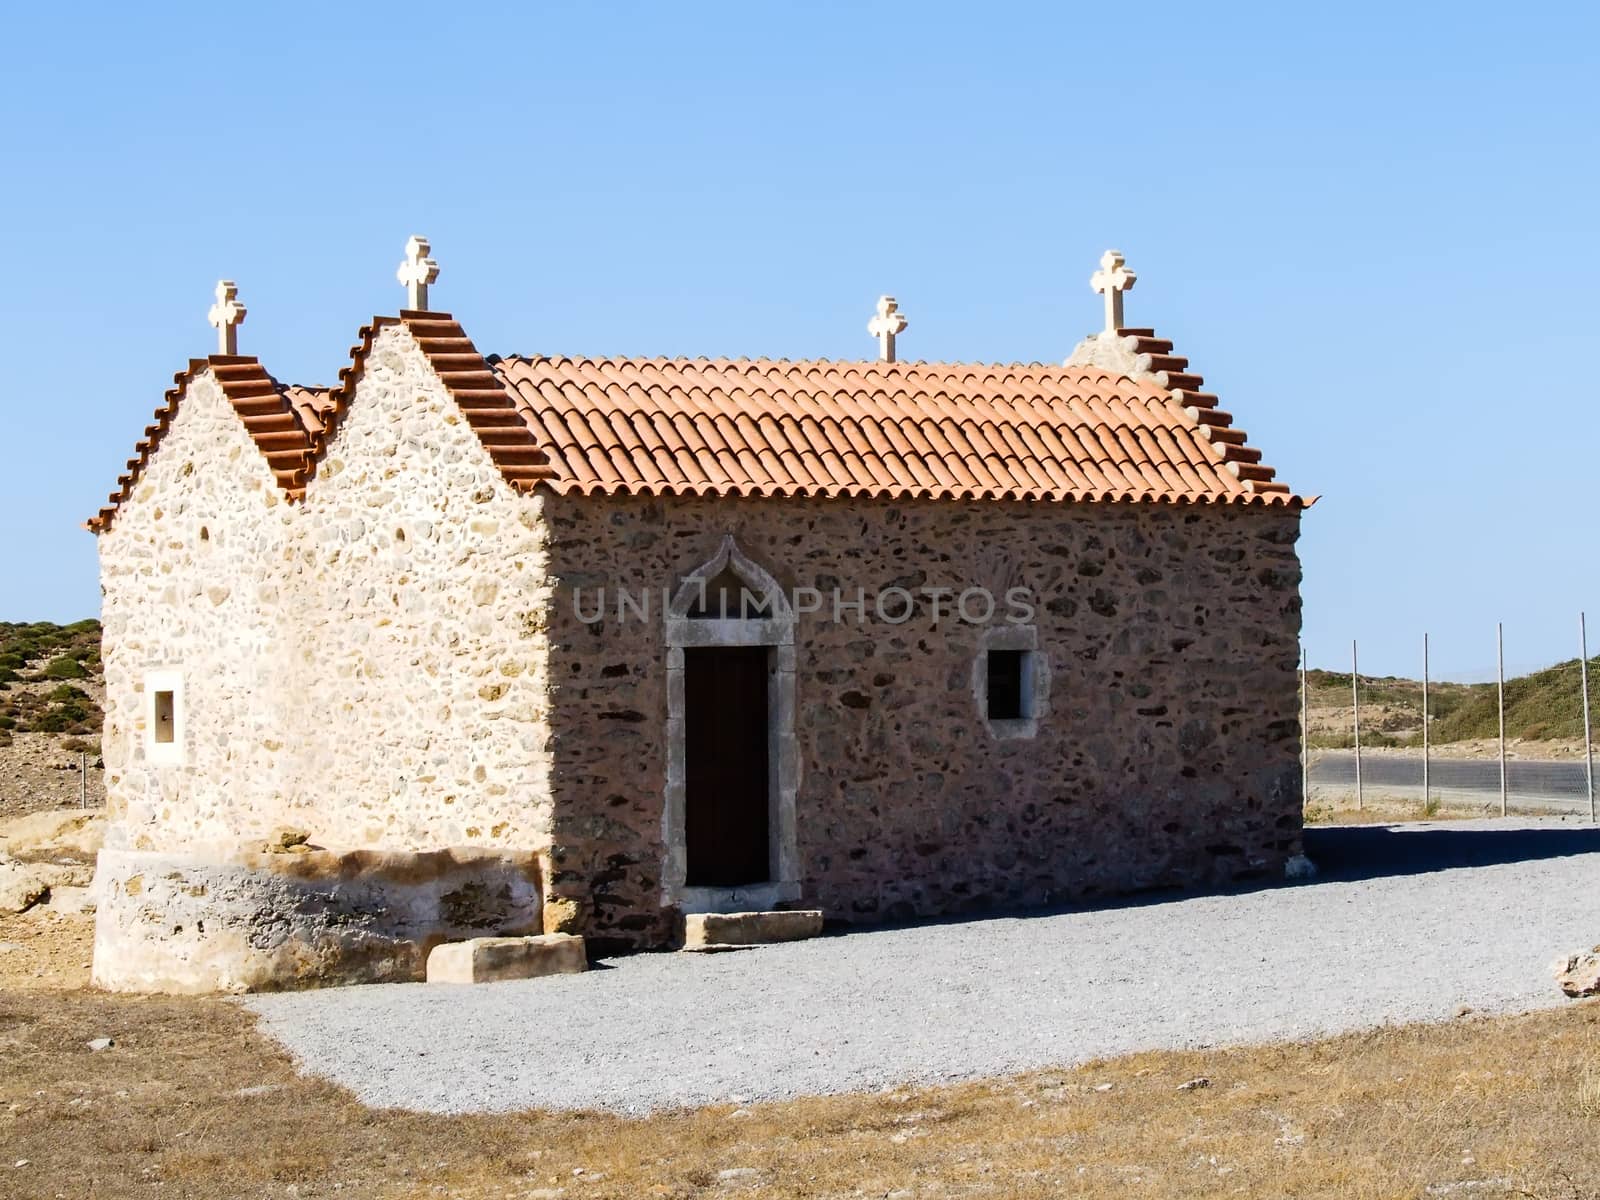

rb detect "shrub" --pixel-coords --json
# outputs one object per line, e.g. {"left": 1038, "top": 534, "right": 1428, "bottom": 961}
{"left": 0, "top": 715, "right": 13, "bottom": 730}
{"left": 29, "top": 700, "right": 89, "bottom": 733}
{"left": 0, "top": 669, "right": 15, "bottom": 684}
{"left": 30, "top": 709, "right": 70, "bottom": 733}
{"left": 48, "top": 684, "right": 87, "bottom": 702}
{"left": 61, "top": 736, "right": 96, "bottom": 754}
{"left": 42, "top": 656, "right": 87, "bottom": 679}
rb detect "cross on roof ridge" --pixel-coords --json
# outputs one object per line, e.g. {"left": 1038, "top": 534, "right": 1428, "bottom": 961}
{"left": 206, "top": 280, "right": 246, "bottom": 356}
{"left": 397, "top": 235, "right": 440, "bottom": 311}
{"left": 1090, "top": 249, "right": 1136, "bottom": 334}
{"left": 867, "top": 295, "right": 908, "bottom": 363}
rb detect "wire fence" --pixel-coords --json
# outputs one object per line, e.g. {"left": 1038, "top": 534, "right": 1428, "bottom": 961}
{"left": 1303, "top": 614, "right": 1598, "bottom": 820}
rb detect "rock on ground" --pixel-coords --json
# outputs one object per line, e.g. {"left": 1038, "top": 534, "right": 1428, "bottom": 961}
{"left": 1552, "top": 950, "right": 1600, "bottom": 997}
{"left": 0, "top": 810, "right": 105, "bottom": 863}
{"left": 0, "top": 861, "right": 52, "bottom": 914}
{"left": 0, "top": 810, "right": 104, "bottom": 914}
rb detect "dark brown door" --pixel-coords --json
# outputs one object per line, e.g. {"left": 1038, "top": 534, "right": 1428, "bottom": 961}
{"left": 685, "top": 646, "right": 771, "bottom": 886}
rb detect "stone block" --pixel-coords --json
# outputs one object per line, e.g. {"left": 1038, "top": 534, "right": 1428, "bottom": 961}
{"left": 426, "top": 934, "right": 587, "bottom": 984}
{"left": 683, "top": 909, "right": 823, "bottom": 950}
{"left": 48, "top": 885, "right": 96, "bottom": 915}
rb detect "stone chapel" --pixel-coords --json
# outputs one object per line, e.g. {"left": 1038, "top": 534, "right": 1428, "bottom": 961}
{"left": 87, "top": 241, "right": 1309, "bottom": 992}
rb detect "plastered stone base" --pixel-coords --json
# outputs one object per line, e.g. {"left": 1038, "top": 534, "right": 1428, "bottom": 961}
{"left": 425, "top": 934, "right": 587, "bottom": 983}
{"left": 91, "top": 846, "right": 543, "bottom": 994}
{"left": 683, "top": 909, "right": 824, "bottom": 949}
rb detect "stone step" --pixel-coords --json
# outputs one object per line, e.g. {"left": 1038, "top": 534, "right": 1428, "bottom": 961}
{"left": 683, "top": 909, "right": 824, "bottom": 951}
{"left": 425, "top": 933, "right": 587, "bottom": 984}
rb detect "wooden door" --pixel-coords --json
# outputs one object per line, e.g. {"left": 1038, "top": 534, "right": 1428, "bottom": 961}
{"left": 684, "top": 646, "right": 771, "bottom": 886}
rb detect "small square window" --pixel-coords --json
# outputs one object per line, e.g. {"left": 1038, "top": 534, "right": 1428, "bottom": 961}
{"left": 144, "top": 669, "right": 184, "bottom": 764}
{"left": 987, "top": 650, "right": 1028, "bottom": 721}
{"left": 153, "top": 690, "right": 176, "bottom": 744}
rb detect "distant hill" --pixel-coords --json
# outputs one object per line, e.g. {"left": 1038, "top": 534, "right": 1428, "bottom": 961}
{"left": 1429, "top": 657, "right": 1598, "bottom": 743}
{"left": 0, "top": 620, "right": 103, "bottom": 741}
{"left": 1305, "top": 658, "right": 1600, "bottom": 748}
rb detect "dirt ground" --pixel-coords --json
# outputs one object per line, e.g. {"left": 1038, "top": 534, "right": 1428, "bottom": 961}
{"left": 0, "top": 731, "right": 105, "bottom": 824}
{"left": 4, "top": 910, "right": 1600, "bottom": 1200}
{"left": 0, "top": 909, "right": 95, "bottom": 990}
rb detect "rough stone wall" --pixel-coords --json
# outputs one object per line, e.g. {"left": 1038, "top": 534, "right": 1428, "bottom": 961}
{"left": 96, "top": 373, "right": 294, "bottom": 851}
{"left": 285, "top": 326, "right": 554, "bottom": 853}
{"left": 96, "top": 328, "right": 556, "bottom": 863}
{"left": 541, "top": 494, "right": 1304, "bottom": 947}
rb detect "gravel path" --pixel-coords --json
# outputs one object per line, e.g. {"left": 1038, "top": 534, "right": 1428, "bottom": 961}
{"left": 247, "top": 817, "right": 1600, "bottom": 1115}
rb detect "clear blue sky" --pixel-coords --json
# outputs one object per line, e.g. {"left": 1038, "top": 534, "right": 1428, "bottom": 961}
{"left": 2, "top": 2, "right": 1596, "bottom": 679}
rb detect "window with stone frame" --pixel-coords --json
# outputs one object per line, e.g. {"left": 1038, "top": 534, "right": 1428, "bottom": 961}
{"left": 143, "top": 669, "right": 185, "bottom": 765}
{"left": 975, "top": 627, "right": 1050, "bottom": 739}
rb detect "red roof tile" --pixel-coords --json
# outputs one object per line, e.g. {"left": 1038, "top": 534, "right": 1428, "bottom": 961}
{"left": 492, "top": 343, "right": 1302, "bottom": 506}
{"left": 316, "top": 312, "right": 556, "bottom": 494}
{"left": 85, "top": 357, "right": 318, "bottom": 532}
{"left": 88, "top": 318, "right": 1303, "bottom": 532}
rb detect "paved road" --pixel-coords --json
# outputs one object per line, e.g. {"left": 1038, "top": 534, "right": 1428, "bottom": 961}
{"left": 1311, "top": 751, "right": 1596, "bottom": 814}
{"left": 250, "top": 817, "right": 1600, "bottom": 1114}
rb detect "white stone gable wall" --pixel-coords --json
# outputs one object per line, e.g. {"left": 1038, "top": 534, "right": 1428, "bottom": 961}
{"left": 287, "top": 325, "right": 555, "bottom": 852}
{"left": 98, "top": 328, "right": 557, "bottom": 860}
{"left": 97, "top": 373, "right": 295, "bottom": 851}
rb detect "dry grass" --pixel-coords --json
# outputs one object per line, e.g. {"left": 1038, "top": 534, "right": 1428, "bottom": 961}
{"left": 3, "top": 974, "right": 1600, "bottom": 1200}
{"left": 1304, "top": 794, "right": 1495, "bottom": 825}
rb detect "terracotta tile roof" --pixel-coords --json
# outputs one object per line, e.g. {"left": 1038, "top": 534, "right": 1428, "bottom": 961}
{"left": 88, "top": 317, "right": 1302, "bottom": 532}
{"left": 86, "top": 357, "right": 318, "bottom": 532}
{"left": 87, "top": 313, "right": 554, "bottom": 531}
{"left": 285, "top": 385, "right": 336, "bottom": 436}
{"left": 492, "top": 328, "right": 1300, "bottom": 506}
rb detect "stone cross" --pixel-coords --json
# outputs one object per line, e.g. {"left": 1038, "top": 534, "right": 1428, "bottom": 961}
{"left": 206, "top": 280, "right": 246, "bottom": 356}
{"left": 1089, "top": 249, "right": 1136, "bottom": 334}
{"left": 867, "top": 295, "right": 908, "bottom": 363}
{"left": 397, "top": 235, "right": 440, "bottom": 311}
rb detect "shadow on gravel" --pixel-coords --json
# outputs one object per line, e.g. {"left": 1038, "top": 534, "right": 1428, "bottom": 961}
{"left": 1303, "top": 823, "right": 1600, "bottom": 882}
{"left": 794, "top": 823, "right": 1600, "bottom": 947}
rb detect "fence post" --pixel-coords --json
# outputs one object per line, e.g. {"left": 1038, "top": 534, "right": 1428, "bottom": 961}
{"left": 1582, "top": 611, "right": 1594, "bottom": 824}
{"left": 1300, "top": 648, "right": 1309, "bottom": 808}
{"left": 1422, "top": 632, "right": 1430, "bottom": 810}
{"left": 1497, "top": 621, "right": 1507, "bottom": 818}
{"left": 1352, "top": 639, "right": 1363, "bottom": 811}
{"left": 80, "top": 752, "right": 87, "bottom": 810}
